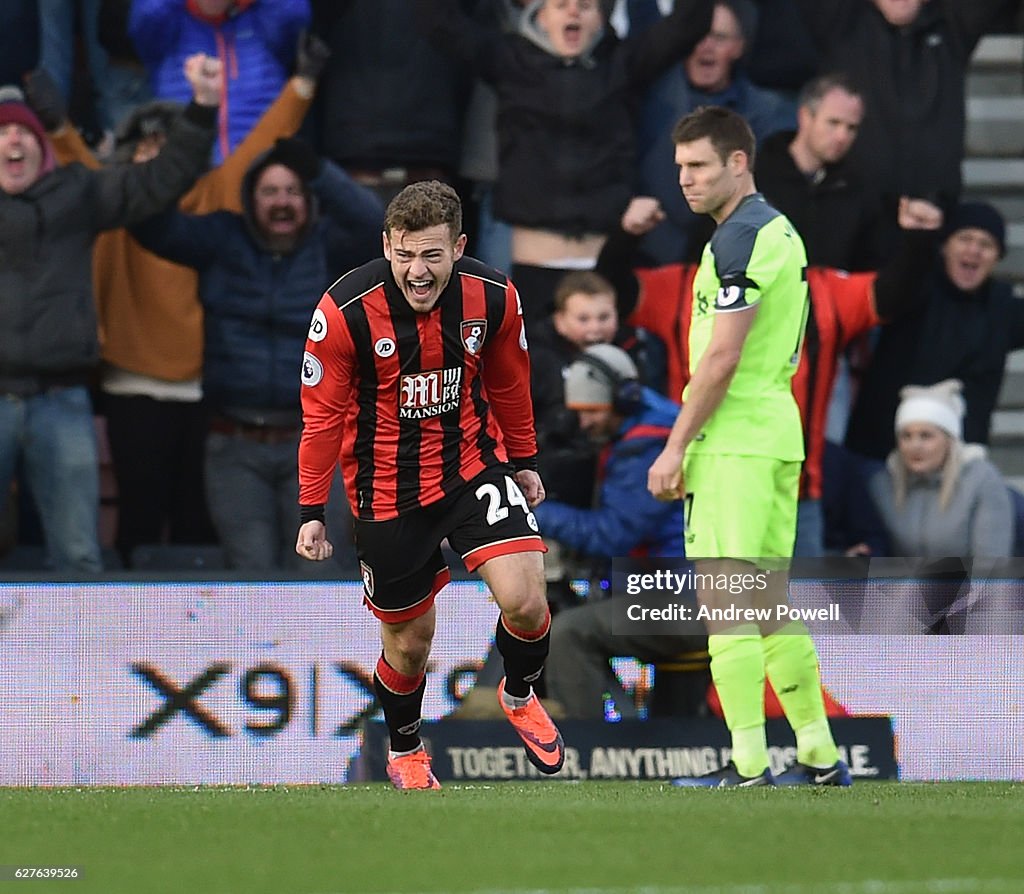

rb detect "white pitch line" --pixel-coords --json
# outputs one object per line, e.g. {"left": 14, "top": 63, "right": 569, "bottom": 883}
{"left": 318, "top": 879, "right": 1024, "bottom": 894}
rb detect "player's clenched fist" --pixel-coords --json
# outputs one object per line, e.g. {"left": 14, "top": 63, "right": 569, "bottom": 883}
{"left": 296, "top": 520, "right": 334, "bottom": 561}
{"left": 647, "top": 447, "right": 685, "bottom": 502}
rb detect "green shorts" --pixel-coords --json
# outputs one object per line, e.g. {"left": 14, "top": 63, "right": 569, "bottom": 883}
{"left": 682, "top": 453, "right": 800, "bottom": 560}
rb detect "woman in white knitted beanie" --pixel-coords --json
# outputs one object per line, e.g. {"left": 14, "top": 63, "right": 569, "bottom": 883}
{"left": 866, "top": 379, "right": 1014, "bottom": 632}
{"left": 874, "top": 379, "right": 1012, "bottom": 542}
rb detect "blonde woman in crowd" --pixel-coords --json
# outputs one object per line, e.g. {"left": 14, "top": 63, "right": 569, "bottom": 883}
{"left": 868, "top": 379, "right": 1014, "bottom": 633}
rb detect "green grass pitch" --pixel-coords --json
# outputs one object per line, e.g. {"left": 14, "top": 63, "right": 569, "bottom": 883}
{"left": 1, "top": 782, "right": 1021, "bottom": 894}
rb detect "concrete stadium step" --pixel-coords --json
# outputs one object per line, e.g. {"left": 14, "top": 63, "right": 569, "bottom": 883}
{"left": 994, "top": 247, "right": 1024, "bottom": 285}
{"left": 971, "top": 35, "right": 1024, "bottom": 70}
{"left": 997, "top": 351, "right": 1024, "bottom": 409}
{"left": 992, "top": 409, "right": 1024, "bottom": 437}
{"left": 998, "top": 371, "right": 1024, "bottom": 410}
{"left": 990, "top": 351, "right": 1024, "bottom": 469}
{"left": 962, "top": 158, "right": 1024, "bottom": 192}
{"left": 967, "top": 70, "right": 1024, "bottom": 96}
{"left": 988, "top": 439, "right": 1024, "bottom": 477}
{"left": 964, "top": 36, "right": 1024, "bottom": 389}
{"left": 964, "top": 196, "right": 1024, "bottom": 223}
{"left": 966, "top": 97, "right": 1024, "bottom": 156}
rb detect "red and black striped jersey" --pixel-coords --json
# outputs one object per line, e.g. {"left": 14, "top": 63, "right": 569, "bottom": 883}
{"left": 298, "top": 256, "right": 537, "bottom": 520}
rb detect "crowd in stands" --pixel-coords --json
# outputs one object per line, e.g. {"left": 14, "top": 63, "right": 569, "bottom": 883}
{"left": 1, "top": 0, "right": 1024, "bottom": 588}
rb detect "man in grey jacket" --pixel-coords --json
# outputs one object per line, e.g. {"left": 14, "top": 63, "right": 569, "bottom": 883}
{"left": 0, "top": 54, "right": 220, "bottom": 572}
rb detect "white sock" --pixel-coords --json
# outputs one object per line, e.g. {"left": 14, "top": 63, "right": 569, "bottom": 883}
{"left": 501, "top": 687, "right": 534, "bottom": 709}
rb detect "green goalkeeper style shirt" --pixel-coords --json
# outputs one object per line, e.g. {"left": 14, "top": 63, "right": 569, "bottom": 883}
{"left": 686, "top": 193, "right": 809, "bottom": 461}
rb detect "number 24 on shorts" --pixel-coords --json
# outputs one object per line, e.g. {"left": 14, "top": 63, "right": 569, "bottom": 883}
{"left": 475, "top": 475, "right": 531, "bottom": 526}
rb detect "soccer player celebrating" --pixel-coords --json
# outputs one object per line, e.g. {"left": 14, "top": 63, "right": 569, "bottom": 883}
{"left": 647, "top": 107, "right": 849, "bottom": 787}
{"left": 296, "top": 181, "right": 563, "bottom": 789}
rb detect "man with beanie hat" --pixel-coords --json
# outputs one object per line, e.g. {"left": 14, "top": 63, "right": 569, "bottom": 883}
{"left": 846, "top": 200, "right": 1024, "bottom": 461}
{"left": 0, "top": 54, "right": 221, "bottom": 573}
{"left": 534, "top": 344, "right": 685, "bottom": 560}
{"left": 0, "top": 87, "right": 56, "bottom": 190}
{"left": 535, "top": 344, "right": 708, "bottom": 719}
{"left": 940, "top": 201, "right": 1006, "bottom": 259}
{"left": 129, "top": 137, "right": 382, "bottom": 570}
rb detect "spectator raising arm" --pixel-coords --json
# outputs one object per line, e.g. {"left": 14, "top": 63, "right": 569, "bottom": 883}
{"left": 90, "top": 53, "right": 221, "bottom": 230}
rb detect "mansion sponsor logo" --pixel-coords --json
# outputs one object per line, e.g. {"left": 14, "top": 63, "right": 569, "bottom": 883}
{"left": 399, "top": 368, "right": 462, "bottom": 419}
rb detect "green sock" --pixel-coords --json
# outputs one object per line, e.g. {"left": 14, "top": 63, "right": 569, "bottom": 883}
{"left": 708, "top": 626, "right": 768, "bottom": 777}
{"left": 762, "top": 620, "right": 840, "bottom": 768}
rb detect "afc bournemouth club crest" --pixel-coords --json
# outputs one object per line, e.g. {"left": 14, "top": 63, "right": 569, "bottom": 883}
{"left": 360, "top": 561, "right": 374, "bottom": 598}
{"left": 461, "top": 319, "right": 487, "bottom": 355}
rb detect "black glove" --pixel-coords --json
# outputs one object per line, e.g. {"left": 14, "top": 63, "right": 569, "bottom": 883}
{"left": 22, "top": 68, "right": 67, "bottom": 132}
{"left": 294, "top": 30, "right": 331, "bottom": 81}
{"left": 270, "top": 136, "right": 322, "bottom": 182}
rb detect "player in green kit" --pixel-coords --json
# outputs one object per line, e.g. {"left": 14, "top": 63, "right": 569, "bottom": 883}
{"left": 647, "top": 106, "right": 850, "bottom": 787}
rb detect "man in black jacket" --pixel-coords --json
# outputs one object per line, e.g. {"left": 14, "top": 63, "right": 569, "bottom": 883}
{"left": 0, "top": 55, "right": 219, "bottom": 571}
{"left": 312, "top": 0, "right": 474, "bottom": 204}
{"left": 757, "top": 72, "right": 886, "bottom": 272}
{"left": 846, "top": 201, "right": 1024, "bottom": 462}
{"left": 795, "top": 0, "right": 1010, "bottom": 232}
{"left": 420, "top": 0, "right": 713, "bottom": 325}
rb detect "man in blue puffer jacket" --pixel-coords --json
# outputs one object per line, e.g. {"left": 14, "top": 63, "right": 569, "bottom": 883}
{"left": 130, "top": 0, "right": 310, "bottom": 164}
{"left": 132, "top": 137, "right": 382, "bottom": 570}
{"left": 533, "top": 344, "right": 705, "bottom": 719}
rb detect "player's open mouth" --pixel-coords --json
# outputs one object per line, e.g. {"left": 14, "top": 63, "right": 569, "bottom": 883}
{"left": 409, "top": 279, "right": 433, "bottom": 297}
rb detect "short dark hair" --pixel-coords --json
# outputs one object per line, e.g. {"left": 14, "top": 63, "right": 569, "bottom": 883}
{"left": 385, "top": 180, "right": 463, "bottom": 241}
{"left": 797, "top": 72, "right": 863, "bottom": 114}
{"left": 671, "top": 106, "right": 756, "bottom": 169}
{"left": 553, "top": 270, "right": 616, "bottom": 312}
